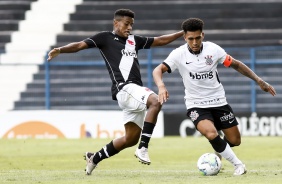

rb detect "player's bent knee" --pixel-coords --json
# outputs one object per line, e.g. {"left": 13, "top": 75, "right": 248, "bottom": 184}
{"left": 229, "top": 141, "right": 240, "bottom": 147}
{"left": 232, "top": 139, "right": 241, "bottom": 146}
{"left": 150, "top": 99, "right": 162, "bottom": 110}
{"left": 147, "top": 94, "right": 162, "bottom": 110}
{"left": 202, "top": 130, "right": 218, "bottom": 140}
{"left": 224, "top": 136, "right": 241, "bottom": 147}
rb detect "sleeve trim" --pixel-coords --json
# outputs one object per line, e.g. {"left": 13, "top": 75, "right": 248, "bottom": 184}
{"left": 162, "top": 62, "right": 172, "bottom": 73}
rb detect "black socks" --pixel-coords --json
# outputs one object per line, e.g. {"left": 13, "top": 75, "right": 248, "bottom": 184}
{"left": 209, "top": 135, "right": 227, "bottom": 153}
{"left": 93, "top": 141, "right": 119, "bottom": 164}
{"left": 138, "top": 122, "right": 155, "bottom": 149}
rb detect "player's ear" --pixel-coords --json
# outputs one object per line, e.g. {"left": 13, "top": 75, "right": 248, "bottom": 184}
{"left": 113, "top": 19, "right": 117, "bottom": 26}
{"left": 183, "top": 33, "right": 187, "bottom": 41}
{"left": 202, "top": 32, "right": 205, "bottom": 40}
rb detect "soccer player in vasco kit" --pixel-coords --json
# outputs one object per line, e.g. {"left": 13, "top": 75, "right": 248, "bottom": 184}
{"left": 47, "top": 9, "right": 183, "bottom": 175}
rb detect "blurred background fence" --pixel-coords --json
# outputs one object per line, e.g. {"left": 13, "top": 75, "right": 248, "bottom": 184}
{"left": 10, "top": 45, "right": 280, "bottom": 113}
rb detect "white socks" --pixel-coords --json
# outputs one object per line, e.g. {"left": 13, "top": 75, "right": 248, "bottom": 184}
{"left": 219, "top": 143, "right": 243, "bottom": 166}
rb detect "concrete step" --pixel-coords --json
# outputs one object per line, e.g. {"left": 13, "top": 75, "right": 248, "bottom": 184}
{"left": 76, "top": 1, "right": 282, "bottom": 11}
{"left": 0, "top": 10, "right": 26, "bottom": 20}
{"left": 70, "top": 9, "right": 282, "bottom": 21}
{"left": 64, "top": 18, "right": 282, "bottom": 31}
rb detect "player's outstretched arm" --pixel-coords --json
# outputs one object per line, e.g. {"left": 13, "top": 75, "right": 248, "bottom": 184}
{"left": 153, "top": 64, "right": 170, "bottom": 104}
{"left": 230, "top": 58, "right": 276, "bottom": 96}
{"left": 47, "top": 41, "right": 88, "bottom": 61}
{"left": 151, "top": 31, "right": 184, "bottom": 47}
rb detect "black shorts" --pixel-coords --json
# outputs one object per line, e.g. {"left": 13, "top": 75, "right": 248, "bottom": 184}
{"left": 187, "top": 104, "right": 238, "bottom": 131}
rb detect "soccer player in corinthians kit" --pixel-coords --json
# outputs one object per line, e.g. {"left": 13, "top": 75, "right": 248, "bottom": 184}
{"left": 47, "top": 9, "right": 183, "bottom": 175}
{"left": 152, "top": 18, "right": 276, "bottom": 175}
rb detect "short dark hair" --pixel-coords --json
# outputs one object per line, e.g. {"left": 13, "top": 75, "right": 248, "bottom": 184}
{"left": 181, "top": 18, "right": 204, "bottom": 33}
{"left": 114, "top": 9, "right": 135, "bottom": 19}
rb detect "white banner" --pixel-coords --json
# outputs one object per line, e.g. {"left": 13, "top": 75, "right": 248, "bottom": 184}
{"left": 0, "top": 110, "right": 164, "bottom": 139}
{"left": 237, "top": 112, "right": 282, "bottom": 136}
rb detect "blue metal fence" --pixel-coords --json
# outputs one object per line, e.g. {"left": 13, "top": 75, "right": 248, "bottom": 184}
{"left": 43, "top": 46, "right": 282, "bottom": 112}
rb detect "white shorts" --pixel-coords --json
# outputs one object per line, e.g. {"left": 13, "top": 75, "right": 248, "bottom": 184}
{"left": 116, "top": 83, "right": 155, "bottom": 129}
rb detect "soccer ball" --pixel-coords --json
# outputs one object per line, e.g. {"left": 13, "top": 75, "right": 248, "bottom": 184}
{"left": 197, "top": 153, "right": 222, "bottom": 176}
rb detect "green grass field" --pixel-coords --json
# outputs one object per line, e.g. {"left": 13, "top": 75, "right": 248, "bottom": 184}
{"left": 0, "top": 136, "right": 281, "bottom": 184}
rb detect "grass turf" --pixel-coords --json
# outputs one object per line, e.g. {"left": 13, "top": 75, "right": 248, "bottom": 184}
{"left": 0, "top": 136, "right": 281, "bottom": 184}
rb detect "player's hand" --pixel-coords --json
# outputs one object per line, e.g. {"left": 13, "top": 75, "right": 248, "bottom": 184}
{"left": 258, "top": 79, "right": 276, "bottom": 96}
{"left": 157, "top": 84, "right": 169, "bottom": 104}
{"left": 47, "top": 48, "right": 60, "bottom": 61}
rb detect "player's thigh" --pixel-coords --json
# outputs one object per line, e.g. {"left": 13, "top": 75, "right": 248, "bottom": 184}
{"left": 145, "top": 93, "right": 162, "bottom": 123}
{"left": 222, "top": 125, "right": 241, "bottom": 145}
{"left": 197, "top": 119, "right": 218, "bottom": 140}
{"left": 187, "top": 108, "right": 218, "bottom": 140}
{"left": 146, "top": 93, "right": 159, "bottom": 107}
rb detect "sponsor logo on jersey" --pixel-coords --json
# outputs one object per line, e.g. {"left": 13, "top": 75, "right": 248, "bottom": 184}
{"left": 189, "top": 71, "right": 213, "bottom": 80}
{"left": 114, "top": 37, "right": 119, "bottom": 41}
{"left": 220, "top": 112, "right": 235, "bottom": 123}
{"left": 205, "top": 55, "right": 213, "bottom": 65}
{"left": 193, "top": 98, "right": 221, "bottom": 105}
{"left": 121, "top": 49, "right": 137, "bottom": 58}
{"left": 186, "top": 61, "right": 192, "bottom": 64}
{"left": 127, "top": 40, "right": 135, "bottom": 45}
{"left": 189, "top": 110, "right": 199, "bottom": 122}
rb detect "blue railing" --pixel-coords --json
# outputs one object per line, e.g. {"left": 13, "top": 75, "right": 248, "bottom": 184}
{"left": 41, "top": 46, "right": 282, "bottom": 111}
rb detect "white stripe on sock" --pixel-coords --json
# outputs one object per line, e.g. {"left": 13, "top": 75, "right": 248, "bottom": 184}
{"left": 142, "top": 133, "right": 152, "bottom": 137}
{"left": 103, "top": 146, "right": 109, "bottom": 158}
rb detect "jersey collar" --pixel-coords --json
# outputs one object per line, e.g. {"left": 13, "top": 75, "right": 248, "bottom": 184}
{"left": 187, "top": 44, "right": 203, "bottom": 55}
{"left": 112, "top": 31, "right": 132, "bottom": 41}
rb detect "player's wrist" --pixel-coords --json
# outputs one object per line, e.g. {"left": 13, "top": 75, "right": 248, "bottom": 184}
{"left": 157, "top": 83, "right": 165, "bottom": 88}
{"left": 256, "top": 77, "right": 263, "bottom": 84}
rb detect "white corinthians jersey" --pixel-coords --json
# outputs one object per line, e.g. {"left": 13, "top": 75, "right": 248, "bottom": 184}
{"left": 163, "top": 41, "right": 229, "bottom": 109}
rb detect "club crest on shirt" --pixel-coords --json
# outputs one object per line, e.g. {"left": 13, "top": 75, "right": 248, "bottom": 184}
{"left": 127, "top": 40, "right": 135, "bottom": 45}
{"left": 189, "top": 110, "right": 199, "bottom": 122}
{"left": 205, "top": 55, "right": 213, "bottom": 65}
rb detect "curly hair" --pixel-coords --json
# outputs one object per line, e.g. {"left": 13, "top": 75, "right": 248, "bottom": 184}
{"left": 181, "top": 18, "right": 204, "bottom": 33}
{"left": 114, "top": 9, "right": 135, "bottom": 19}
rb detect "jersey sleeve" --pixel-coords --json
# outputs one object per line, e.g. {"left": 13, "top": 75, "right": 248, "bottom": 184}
{"left": 83, "top": 32, "right": 107, "bottom": 48}
{"left": 211, "top": 42, "right": 229, "bottom": 66}
{"left": 134, "top": 35, "right": 154, "bottom": 49}
{"left": 218, "top": 55, "right": 226, "bottom": 65}
{"left": 163, "top": 49, "right": 180, "bottom": 73}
